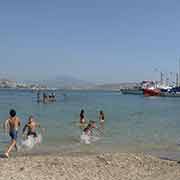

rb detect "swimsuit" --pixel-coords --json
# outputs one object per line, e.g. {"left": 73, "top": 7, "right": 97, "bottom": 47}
{"left": 80, "top": 114, "right": 85, "bottom": 123}
{"left": 80, "top": 118, "right": 85, "bottom": 124}
{"left": 9, "top": 129, "right": 18, "bottom": 140}
{"left": 27, "top": 131, "right": 37, "bottom": 138}
{"left": 100, "top": 115, "right": 105, "bottom": 123}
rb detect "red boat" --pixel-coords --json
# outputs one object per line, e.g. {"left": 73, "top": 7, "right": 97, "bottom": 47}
{"left": 143, "top": 88, "right": 161, "bottom": 96}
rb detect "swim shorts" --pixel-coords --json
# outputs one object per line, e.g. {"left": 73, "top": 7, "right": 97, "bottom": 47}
{"left": 9, "top": 130, "right": 18, "bottom": 140}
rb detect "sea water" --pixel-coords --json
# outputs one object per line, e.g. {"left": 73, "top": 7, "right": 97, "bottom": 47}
{"left": 0, "top": 89, "right": 180, "bottom": 155}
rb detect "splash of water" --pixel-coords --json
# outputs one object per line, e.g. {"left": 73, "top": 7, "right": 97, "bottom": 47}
{"left": 20, "top": 134, "right": 42, "bottom": 150}
{"left": 80, "top": 132, "right": 100, "bottom": 145}
{"left": 80, "top": 133, "right": 91, "bottom": 144}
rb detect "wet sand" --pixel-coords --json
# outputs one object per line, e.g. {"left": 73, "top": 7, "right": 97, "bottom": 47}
{"left": 0, "top": 153, "right": 180, "bottom": 180}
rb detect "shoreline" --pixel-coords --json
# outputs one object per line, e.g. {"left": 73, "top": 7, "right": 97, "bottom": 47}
{"left": 2, "top": 149, "right": 180, "bottom": 161}
{"left": 0, "top": 152, "right": 180, "bottom": 180}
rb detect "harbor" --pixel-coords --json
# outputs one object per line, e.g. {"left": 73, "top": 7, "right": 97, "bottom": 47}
{"left": 121, "top": 61, "right": 180, "bottom": 97}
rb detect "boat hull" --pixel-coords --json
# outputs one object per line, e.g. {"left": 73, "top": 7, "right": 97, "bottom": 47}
{"left": 143, "top": 89, "right": 161, "bottom": 96}
{"left": 160, "top": 87, "right": 180, "bottom": 97}
{"left": 121, "top": 89, "right": 143, "bottom": 95}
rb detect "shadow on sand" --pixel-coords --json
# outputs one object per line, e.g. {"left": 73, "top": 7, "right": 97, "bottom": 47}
{"left": 0, "top": 153, "right": 7, "bottom": 159}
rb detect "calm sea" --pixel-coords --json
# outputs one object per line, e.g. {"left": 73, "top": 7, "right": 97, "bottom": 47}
{"left": 0, "top": 89, "right": 180, "bottom": 155}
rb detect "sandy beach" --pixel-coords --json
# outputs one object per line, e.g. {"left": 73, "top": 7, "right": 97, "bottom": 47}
{"left": 0, "top": 153, "right": 180, "bottom": 180}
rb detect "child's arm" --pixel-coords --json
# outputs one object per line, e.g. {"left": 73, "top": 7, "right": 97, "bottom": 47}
{"left": 36, "top": 122, "right": 45, "bottom": 134}
{"left": 22, "top": 124, "right": 27, "bottom": 134}
{"left": 4, "top": 119, "right": 9, "bottom": 133}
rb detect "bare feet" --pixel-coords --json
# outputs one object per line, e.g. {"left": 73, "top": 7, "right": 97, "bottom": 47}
{"left": 4, "top": 153, "right": 9, "bottom": 158}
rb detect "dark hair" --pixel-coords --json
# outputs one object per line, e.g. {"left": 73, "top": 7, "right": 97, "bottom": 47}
{"left": 84, "top": 121, "right": 96, "bottom": 132}
{"left": 28, "top": 115, "right": 34, "bottom": 121}
{"left": 9, "top": 109, "right": 16, "bottom": 117}
{"left": 83, "top": 123, "right": 91, "bottom": 132}
{"left": 80, "top": 109, "right": 84, "bottom": 116}
{"left": 100, "top": 110, "right": 104, "bottom": 114}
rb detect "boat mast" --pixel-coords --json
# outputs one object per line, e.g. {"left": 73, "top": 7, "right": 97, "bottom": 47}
{"left": 179, "top": 58, "right": 180, "bottom": 87}
{"left": 160, "top": 72, "right": 163, "bottom": 85}
{"left": 176, "top": 73, "right": 179, "bottom": 87}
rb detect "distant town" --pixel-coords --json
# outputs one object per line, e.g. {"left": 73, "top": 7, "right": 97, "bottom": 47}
{"left": 0, "top": 79, "right": 48, "bottom": 90}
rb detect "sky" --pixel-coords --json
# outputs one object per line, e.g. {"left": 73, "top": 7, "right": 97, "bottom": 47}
{"left": 0, "top": 0, "right": 180, "bottom": 83}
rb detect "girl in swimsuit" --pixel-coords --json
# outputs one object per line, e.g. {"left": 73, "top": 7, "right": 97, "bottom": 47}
{"left": 99, "top": 110, "right": 105, "bottom": 125}
{"left": 80, "top": 109, "right": 86, "bottom": 124}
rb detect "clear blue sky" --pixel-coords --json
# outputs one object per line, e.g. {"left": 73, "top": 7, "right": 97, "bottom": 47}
{"left": 0, "top": 0, "right": 180, "bottom": 83}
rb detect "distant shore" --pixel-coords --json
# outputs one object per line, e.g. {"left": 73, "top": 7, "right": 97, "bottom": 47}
{"left": 0, "top": 87, "right": 121, "bottom": 92}
{"left": 0, "top": 152, "right": 180, "bottom": 180}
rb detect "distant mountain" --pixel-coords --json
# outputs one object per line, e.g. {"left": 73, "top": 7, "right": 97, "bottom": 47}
{"left": 24, "top": 75, "right": 95, "bottom": 89}
{"left": 44, "top": 75, "right": 94, "bottom": 89}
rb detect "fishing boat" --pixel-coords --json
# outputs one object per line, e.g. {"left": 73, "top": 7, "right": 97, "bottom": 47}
{"left": 160, "top": 60, "right": 180, "bottom": 97}
{"left": 143, "top": 80, "right": 173, "bottom": 97}
{"left": 121, "top": 62, "right": 180, "bottom": 97}
{"left": 142, "top": 80, "right": 159, "bottom": 96}
{"left": 143, "top": 87, "right": 161, "bottom": 96}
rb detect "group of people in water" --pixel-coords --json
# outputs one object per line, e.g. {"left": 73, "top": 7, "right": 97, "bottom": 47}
{"left": 37, "top": 91, "right": 56, "bottom": 103}
{"left": 80, "top": 109, "right": 105, "bottom": 125}
{"left": 79, "top": 109, "right": 105, "bottom": 143}
{"left": 3, "top": 109, "right": 41, "bottom": 158}
{"left": 2, "top": 108, "right": 105, "bottom": 158}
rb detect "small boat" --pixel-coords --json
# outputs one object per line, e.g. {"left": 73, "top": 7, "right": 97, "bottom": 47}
{"left": 121, "top": 81, "right": 151, "bottom": 95}
{"left": 121, "top": 87, "right": 143, "bottom": 95}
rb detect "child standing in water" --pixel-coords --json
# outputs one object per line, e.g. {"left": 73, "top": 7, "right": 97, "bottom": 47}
{"left": 22, "top": 116, "right": 41, "bottom": 138}
{"left": 99, "top": 110, "right": 105, "bottom": 128}
{"left": 80, "top": 109, "right": 86, "bottom": 124}
{"left": 21, "top": 116, "right": 43, "bottom": 149}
